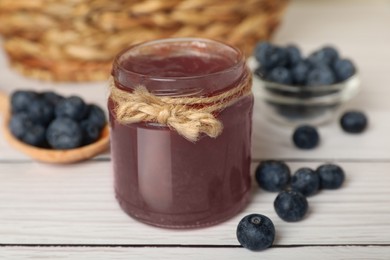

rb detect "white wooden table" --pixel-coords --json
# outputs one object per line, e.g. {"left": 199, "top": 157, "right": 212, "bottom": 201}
{"left": 1, "top": 0, "right": 390, "bottom": 259}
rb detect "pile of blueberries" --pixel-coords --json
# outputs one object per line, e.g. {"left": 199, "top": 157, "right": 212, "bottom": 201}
{"left": 9, "top": 90, "right": 107, "bottom": 149}
{"left": 254, "top": 41, "right": 356, "bottom": 86}
{"left": 236, "top": 161, "right": 345, "bottom": 251}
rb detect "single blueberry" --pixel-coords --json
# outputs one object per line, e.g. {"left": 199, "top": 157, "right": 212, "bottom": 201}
{"left": 11, "top": 90, "right": 39, "bottom": 114}
{"left": 254, "top": 42, "right": 287, "bottom": 69}
{"left": 55, "top": 96, "right": 88, "bottom": 121}
{"left": 236, "top": 213, "right": 275, "bottom": 251}
{"left": 255, "top": 160, "right": 291, "bottom": 192}
{"left": 268, "top": 67, "right": 292, "bottom": 85}
{"left": 9, "top": 113, "right": 34, "bottom": 139}
{"left": 80, "top": 120, "right": 101, "bottom": 145}
{"left": 291, "top": 167, "right": 320, "bottom": 196}
{"left": 84, "top": 104, "right": 107, "bottom": 130}
{"left": 41, "top": 91, "right": 65, "bottom": 106}
{"left": 9, "top": 113, "right": 46, "bottom": 147}
{"left": 274, "top": 190, "right": 308, "bottom": 222}
{"left": 307, "top": 46, "right": 339, "bottom": 66}
{"left": 292, "top": 125, "right": 320, "bottom": 149}
{"left": 28, "top": 98, "right": 55, "bottom": 126}
{"left": 21, "top": 124, "right": 47, "bottom": 147}
{"left": 340, "top": 111, "right": 368, "bottom": 133}
{"left": 291, "top": 61, "right": 310, "bottom": 85}
{"left": 316, "top": 164, "right": 345, "bottom": 189}
{"left": 333, "top": 59, "right": 356, "bottom": 82}
{"left": 46, "top": 118, "right": 83, "bottom": 149}
{"left": 306, "top": 66, "right": 336, "bottom": 86}
{"left": 285, "top": 45, "right": 302, "bottom": 66}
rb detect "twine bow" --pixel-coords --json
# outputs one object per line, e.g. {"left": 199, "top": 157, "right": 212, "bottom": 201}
{"left": 109, "top": 74, "right": 251, "bottom": 142}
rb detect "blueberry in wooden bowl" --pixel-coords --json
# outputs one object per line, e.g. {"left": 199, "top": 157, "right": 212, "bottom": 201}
{"left": 0, "top": 90, "right": 109, "bottom": 164}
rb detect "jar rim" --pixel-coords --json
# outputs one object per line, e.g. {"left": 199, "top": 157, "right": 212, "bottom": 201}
{"left": 112, "top": 37, "right": 245, "bottom": 81}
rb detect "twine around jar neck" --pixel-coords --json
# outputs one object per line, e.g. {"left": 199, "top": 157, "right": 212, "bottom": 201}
{"left": 109, "top": 73, "right": 252, "bottom": 142}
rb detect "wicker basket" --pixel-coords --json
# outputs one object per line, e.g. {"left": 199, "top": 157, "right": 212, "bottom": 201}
{"left": 0, "top": 0, "right": 288, "bottom": 82}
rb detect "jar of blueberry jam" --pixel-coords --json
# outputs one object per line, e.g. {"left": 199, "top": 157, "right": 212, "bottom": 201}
{"left": 109, "top": 38, "right": 253, "bottom": 228}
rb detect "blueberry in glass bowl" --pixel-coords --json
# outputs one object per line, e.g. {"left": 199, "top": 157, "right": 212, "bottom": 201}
{"left": 251, "top": 42, "right": 361, "bottom": 126}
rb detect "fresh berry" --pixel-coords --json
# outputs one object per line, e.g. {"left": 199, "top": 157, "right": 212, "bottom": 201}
{"left": 81, "top": 120, "right": 101, "bottom": 145}
{"left": 317, "top": 164, "right": 345, "bottom": 189}
{"left": 268, "top": 67, "right": 292, "bottom": 85}
{"left": 285, "top": 45, "right": 302, "bottom": 66}
{"left": 10, "top": 90, "right": 39, "bottom": 114}
{"left": 291, "top": 168, "right": 320, "bottom": 196}
{"left": 340, "top": 111, "right": 368, "bottom": 133}
{"left": 254, "top": 42, "right": 287, "bottom": 69}
{"left": 28, "top": 98, "right": 55, "bottom": 126}
{"left": 84, "top": 104, "right": 107, "bottom": 130}
{"left": 274, "top": 190, "right": 308, "bottom": 222}
{"left": 46, "top": 118, "right": 83, "bottom": 149}
{"left": 55, "top": 96, "right": 88, "bottom": 121}
{"left": 9, "top": 113, "right": 32, "bottom": 139}
{"left": 322, "top": 46, "right": 339, "bottom": 63}
{"left": 236, "top": 214, "right": 275, "bottom": 251}
{"left": 291, "top": 61, "right": 310, "bottom": 85}
{"left": 21, "top": 124, "right": 46, "bottom": 147}
{"left": 9, "top": 113, "right": 46, "bottom": 147}
{"left": 292, "top": 125, "right": 320, "bottom": 149}
{"left": 307, "top": 46, "right": 339, "bottom": 66}
{"left": 306, "top": 66, "right": 336, "bottom": 86}
{"left": 255, "top": 160, "right": 291, "bottom": 192}
{"left": 41, "top": 91, "right": 65, "bottom": 106}
{"left": 333, "top": 59, "right": 356, "bottom": 82}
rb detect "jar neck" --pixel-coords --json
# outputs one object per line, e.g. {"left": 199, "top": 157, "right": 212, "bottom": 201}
{"left": 112, "top": 38, "right": 247, "bottom": 97}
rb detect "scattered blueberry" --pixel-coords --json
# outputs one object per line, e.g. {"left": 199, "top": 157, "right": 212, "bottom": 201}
{"left": 285, "top": 45, "right": 302, "bottom": 66}
{"left": 236, "top": 214, "right": 275, "bottom": 251}
{"left": 333, "top": 59, "right": 356, "bottom": 82}
{"left": 317, "top": 164, "right": 345, "bottom": 189}
{"left": 340, "top": 111, "right": 368, "bottom": 133}
{"left": 254, "top": 42, "right": 287, "bottom": 69}
{"left": 46, "top": 118, "right": 83, "bottom": 149}
{"left": 291, "top": 167, "right": 320, "bottom": 196}
{"left": 255, "top": 160, "right": 291, "bottom": 192}
{"left": 291, "top": 61, "right": 310, "bottom": 85}
{"left": 306, "top": 66, "right": 336, "bottom": 86}
{"left": 55, "top": 96, "right": 88, "bottom": 121}
{"left": 274, "top": 190, "right": 308, "bottom": 222}
{"left": 28, "top": 98, "right": 55, "bottom": 126}
{"left": 11, "top": 90, "right": 39, "bottom": 114}
{"left": 292, "top": 125, "right": 320, "bottom": 149}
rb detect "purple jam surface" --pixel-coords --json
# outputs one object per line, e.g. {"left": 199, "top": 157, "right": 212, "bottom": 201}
{"left": 121, "top": 55, "right": 234, "bottom": 77}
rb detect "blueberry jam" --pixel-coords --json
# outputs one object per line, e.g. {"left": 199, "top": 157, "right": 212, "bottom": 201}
{"left": 109, "top": 39, "right": 254, "bottom": 228}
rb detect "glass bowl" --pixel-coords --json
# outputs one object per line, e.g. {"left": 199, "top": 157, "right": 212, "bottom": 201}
{"left": 251, "top": 65, "right": 361, "bottom": 126}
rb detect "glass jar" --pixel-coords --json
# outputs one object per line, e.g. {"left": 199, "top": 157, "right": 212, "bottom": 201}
{"left": 109, "top": 38, "right": 253, "bottom": 229}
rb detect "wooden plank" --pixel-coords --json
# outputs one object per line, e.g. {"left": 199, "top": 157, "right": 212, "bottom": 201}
{"left": 1, "top": 246, "right": 390, "bottom": 260}
{"left": 0, "top": 162, "right": 389, "bottom": 245}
